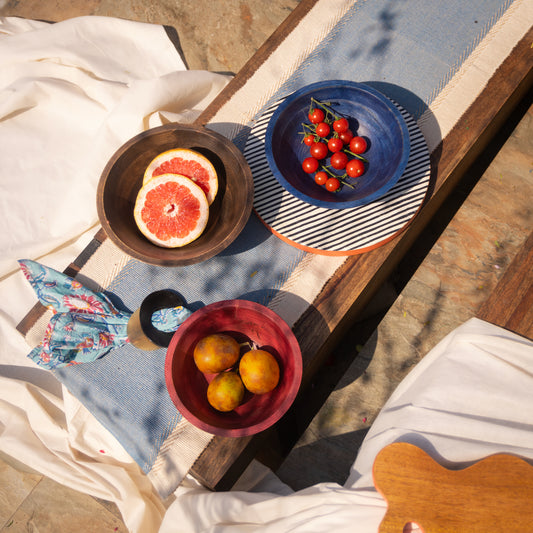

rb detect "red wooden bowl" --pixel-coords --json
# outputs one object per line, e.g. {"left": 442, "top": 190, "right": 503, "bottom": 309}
{"left": 164, "top": 300, "right": 302, "bottom": 437}
{"left": 97, "top": 124, "right": 253, "bottom": 266}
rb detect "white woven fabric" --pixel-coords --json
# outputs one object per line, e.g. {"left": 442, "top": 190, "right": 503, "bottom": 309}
{"left": 0, "top": 15, "right": 230, "bottom": 279}
{"left": 0, "top": 15, "right": 230, "bottom": 533}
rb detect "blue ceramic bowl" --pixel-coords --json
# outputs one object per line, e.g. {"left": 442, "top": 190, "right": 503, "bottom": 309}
{"left": 264, "top": 81, "right": 410, "bottom": 209}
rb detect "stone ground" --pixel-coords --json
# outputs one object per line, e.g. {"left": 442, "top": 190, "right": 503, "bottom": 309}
{"left": 1, "top": 1, "right": 531, "bottom": 530}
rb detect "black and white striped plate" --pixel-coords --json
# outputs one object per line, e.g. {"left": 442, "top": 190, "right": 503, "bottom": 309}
{"left": 243, "top": 97, "right": 431, "bottom": 255}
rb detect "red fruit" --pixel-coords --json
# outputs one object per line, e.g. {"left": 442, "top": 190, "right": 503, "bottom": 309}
{"left": 346, "top": 158, "right": 365, "bottom": 178}
{"left": 310, "top": 142, "right": 328, "bottom": 160}
{"left": 330, "top": 151, "right": 348, "bottom": 170}
{"left": 328, "top": 137, "right": 344, "bottom": 153}
{"left": 339, "top": 129, "right": 354, "bottom": 144}
{"left": 333, "top": 117, "right": 349, "bottom": 133}
{"left": 315, "top": 122, "right": 331, "bottom": 137}
{"left": 134, "top": 174, "right": 209, "bottom": 248}
{"left": 314, "top": 171, "right": 328, "bottom": 185}
{"left": 325, "top": 177, "right": 341, "bottom": 192}
{"left": 143, "top": 148, "right": 218, "bottom": 205}
{"left": 303, "top": 134, "right": 315, "bottom": 146}
{"left": 308, "top": 108, "right": 325, "bottom": 124}
{"left": 302, "top": 157, "right": 319, "bottom": 173}
{"left": 349, "top": 136, "right": 368, "bottom": 154}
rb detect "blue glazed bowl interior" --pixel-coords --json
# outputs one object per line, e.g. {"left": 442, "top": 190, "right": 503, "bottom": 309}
{"left": 265, "top": 81, "right": 410, "bottom": 209}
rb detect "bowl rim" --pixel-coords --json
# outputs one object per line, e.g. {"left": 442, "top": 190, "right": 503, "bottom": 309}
{"left": 164, "top": 299, "right": 303, "bottom": 437}
{"left": 264, "top": 80, "right": 411, "bottom": 209}
{"left": 96, "top": 123, "right": 254, "bottom": 267}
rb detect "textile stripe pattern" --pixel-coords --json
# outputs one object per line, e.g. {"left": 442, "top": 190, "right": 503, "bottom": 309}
{"left": 245, "top": 99, "right": 430, "bottom": 254}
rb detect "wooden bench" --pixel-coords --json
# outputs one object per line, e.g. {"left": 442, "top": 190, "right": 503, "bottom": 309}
{"left": 477, "top": 229, "right": 533, "bottom": 341}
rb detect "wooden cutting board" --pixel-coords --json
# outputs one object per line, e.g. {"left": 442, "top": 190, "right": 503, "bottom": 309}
{"left": 373, "top": 442, "right": 533, "bottom": 532}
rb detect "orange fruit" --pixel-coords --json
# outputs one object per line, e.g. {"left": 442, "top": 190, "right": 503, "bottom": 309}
{"left": 133, "top": 174, "right": 209, "bottom": 248}
{"left": 207, "top": 371, "right": 245, "bottom": 412}
{"left": 193, "top": 333, "right": 240, "bottom": 374}
{"left": 143, "top": 148, "right": 218, "bottom": 205}
{"left": 239, "top": 349, "right": 280, "bottom": 394}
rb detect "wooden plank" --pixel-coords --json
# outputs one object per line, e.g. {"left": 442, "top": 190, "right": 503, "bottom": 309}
{"left": 477, "top": 231, "right": 533, "bottom": 340}
{"left": 188, "top": 27, "right": 533, "bottom": 490}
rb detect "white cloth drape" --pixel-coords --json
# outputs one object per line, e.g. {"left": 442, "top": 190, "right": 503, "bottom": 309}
{"left": 0, "top": 15, "right": 230, "bottom": 279}
{"left": 0, "top": 16, "right": 230, "bottom": 533}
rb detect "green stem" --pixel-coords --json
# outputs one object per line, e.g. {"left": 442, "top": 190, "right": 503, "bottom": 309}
{"left": 339, "top": 177, "right": 355, "bottom": 189}
{"left": 299, "top": 123, "right": 319, "bottom": 142}
{"left": 321, "top": 165, "right": 355, "bottom": 189}
{"left": 310, "top": 97, "right": 340, "bottom": 121}
{"left": 320, "top": 165, "right": 338, "bottom": 177}
{"left": 344, "top": 149, "right": 368, "bottom": 163}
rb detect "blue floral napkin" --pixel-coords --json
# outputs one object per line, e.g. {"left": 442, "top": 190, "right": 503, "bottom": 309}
{"left": 19, "top": 259, "right": 191, "bottom": 369}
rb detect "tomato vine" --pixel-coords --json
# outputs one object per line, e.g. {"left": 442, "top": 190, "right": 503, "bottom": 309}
{"left": 298, "top": 97, "right": 370, "bottom": 193}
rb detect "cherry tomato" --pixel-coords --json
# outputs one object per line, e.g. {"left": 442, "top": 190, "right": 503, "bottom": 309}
{"left": 349, "top": 136, "right": 368, "bottom": 154}
{"left": 330, "top": 151, "right": 348, "bottom": 170}
{"left": 308, "top": 108, "right": 325, "bottom": 124}
{"left": 333, "top": 117, "right": 349, "bottom": 133}
{"left": 325, "top": 177, "right": 341, "bottom": 192}
{"left": 339, "top": 129, "right": 354, "bottom": 144}
{"left": 314, "top": 171, "right": 328, "bottom": 185}
{"left": 346, "top": 158, "right": 365, "bottom": 178}
{"left": 327, "top": 137, "right": 344, "bottom": 153}
{"left": 315, "top": 122, "right": 331, "bottom": 137}
{"left": 303, "top": 134, "right": 315, "bottom": 146}
{"left": 310, "top": 141, "right": 328, "bottom": 160}
{"left": 302, "top": 157, "right": 319, "bottom": 174}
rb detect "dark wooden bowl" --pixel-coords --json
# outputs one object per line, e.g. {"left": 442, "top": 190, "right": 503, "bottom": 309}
{"left": 97, "top": 124, "right": 253, "bottom": 266}
{"left": 164, "top": 300, "right": 302, "bottom": 437}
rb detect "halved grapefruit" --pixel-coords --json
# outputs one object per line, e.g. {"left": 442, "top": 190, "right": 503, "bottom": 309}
{"left": 143, "top": 148, "right": 218, "bottom": 205}
{"left": 134, "top": 174, "right": 209, "bottom": 248}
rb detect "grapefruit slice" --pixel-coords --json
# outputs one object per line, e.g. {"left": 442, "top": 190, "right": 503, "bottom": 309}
{"left": 134, "top": 174, "right": 209, "bottom": 248}
{"left": 143, "top": 148, "right": 218, "bottom": 205}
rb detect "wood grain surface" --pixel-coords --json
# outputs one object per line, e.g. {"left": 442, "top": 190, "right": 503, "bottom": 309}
{"left": 373, "top": 442, "right": 533, "bottom": 532}
{"left": 477, "top": 230, "right": 533, "bottom": 340}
